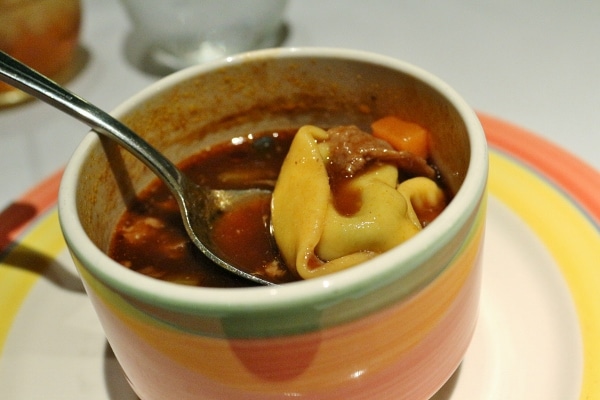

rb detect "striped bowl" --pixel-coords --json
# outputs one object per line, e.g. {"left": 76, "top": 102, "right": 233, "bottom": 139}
{"left": 58, "top": 47, "right": 488, "bottom": 399}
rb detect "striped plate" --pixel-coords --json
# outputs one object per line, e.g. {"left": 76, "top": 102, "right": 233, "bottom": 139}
{"left": 0, "top": 114, "right": 598, "bottom": 399}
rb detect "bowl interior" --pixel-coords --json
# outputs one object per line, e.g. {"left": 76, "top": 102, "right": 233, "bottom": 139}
{"left": 75, "top": 51, "right": 471, "bottom": 261}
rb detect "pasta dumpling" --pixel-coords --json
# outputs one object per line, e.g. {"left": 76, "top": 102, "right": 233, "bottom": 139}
{"left": 271, "top": 125, "right": 445, "bottom": 279}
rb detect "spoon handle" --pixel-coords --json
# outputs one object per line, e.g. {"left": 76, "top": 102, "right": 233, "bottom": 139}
{"left": 0, "top": 51, "right": 187, "bottom": 195}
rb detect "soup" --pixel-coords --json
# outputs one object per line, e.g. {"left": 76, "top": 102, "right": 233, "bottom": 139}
{"left": 109, "top": 119, "right": 449, "bottom": 287}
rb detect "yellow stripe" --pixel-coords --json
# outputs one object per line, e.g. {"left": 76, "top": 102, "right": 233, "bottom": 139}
{"left": 489, "top": 152, "right": 600, "bottom": 398}
{"left": 0, "top": 210, "right": 66, "bottom": 355}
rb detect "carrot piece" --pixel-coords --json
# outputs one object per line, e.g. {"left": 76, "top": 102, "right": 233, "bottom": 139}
{"left": 371, "top": 116, "right": 430, "bottom": 159}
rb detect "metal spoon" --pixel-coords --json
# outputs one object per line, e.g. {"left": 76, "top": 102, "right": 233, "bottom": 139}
{"left": 0, "top": 51, "right": 276, "bottom": 286}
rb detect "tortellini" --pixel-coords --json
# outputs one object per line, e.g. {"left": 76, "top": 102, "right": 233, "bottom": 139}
{"left": 271, "top": 125, "right": 445, "bottom": 279}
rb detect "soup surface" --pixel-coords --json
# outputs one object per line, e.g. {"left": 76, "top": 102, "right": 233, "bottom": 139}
{"left": 109, "top": 122, "right": 448, "bottom": 287}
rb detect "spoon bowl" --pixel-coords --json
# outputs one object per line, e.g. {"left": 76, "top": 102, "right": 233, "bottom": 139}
{"left": 0, "top": 50, "right": 275, "bottom": 285}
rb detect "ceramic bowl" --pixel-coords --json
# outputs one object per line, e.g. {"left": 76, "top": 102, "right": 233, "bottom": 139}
{"left": 58, "top": 47, "right": 488, "bottom": 400}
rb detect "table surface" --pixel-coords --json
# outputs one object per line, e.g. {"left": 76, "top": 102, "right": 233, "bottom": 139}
{"left": 1, "top": 0, "right": 599, "bottom": 209}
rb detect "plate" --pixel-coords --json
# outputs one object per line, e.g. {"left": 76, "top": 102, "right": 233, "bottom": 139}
{"left": 1, "top": 114, "right": 598, "bottom": 399}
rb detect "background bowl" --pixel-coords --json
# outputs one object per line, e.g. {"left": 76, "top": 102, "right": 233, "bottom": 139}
{"left": 58, "top": 47, "right": 487, "bottom": 399}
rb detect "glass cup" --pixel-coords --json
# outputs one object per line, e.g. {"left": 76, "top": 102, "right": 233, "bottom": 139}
{"left": 119, "top": 0, "right": 288, "bottom": 75}
{"left": 0, "top": 0, "right": 81, "bottom": 108}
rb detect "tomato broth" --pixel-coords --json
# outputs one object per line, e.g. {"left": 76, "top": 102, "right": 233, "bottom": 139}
{"left": 109, "top": 126, "right": 448, "bottom": 287}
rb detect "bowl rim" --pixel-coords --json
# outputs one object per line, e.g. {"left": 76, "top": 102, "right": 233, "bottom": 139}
{"left": 58, "top": 46, "right": 488, "bottom": 314}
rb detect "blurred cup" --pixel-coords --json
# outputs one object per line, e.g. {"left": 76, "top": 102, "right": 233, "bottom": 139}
{"left": 120, "top": 0, "right": 288, "bottom": 75}
{"left": 0, "top": 0, "right": 81, "bottom": 108}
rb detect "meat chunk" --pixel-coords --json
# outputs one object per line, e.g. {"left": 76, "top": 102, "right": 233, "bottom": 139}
{"left": 325, "top": 125, "right": 435, "bottom": 179}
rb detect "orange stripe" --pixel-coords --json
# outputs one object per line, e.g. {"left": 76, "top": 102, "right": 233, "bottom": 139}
{"left": 0, "top": 169, "right": 62, "bottom": 252}
{"left": 480, "top": 113, "right": 600, "bottom": 224}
